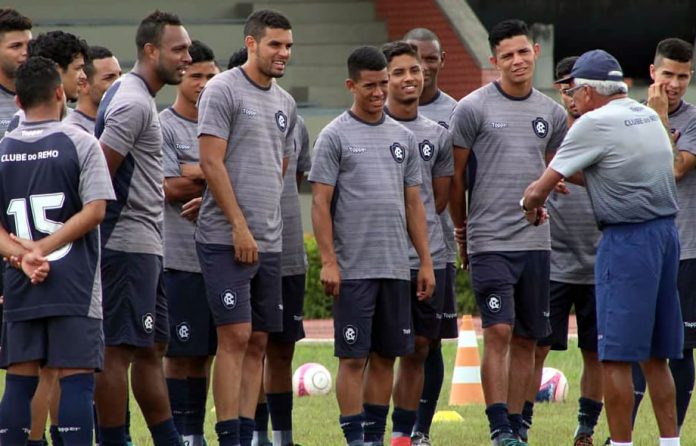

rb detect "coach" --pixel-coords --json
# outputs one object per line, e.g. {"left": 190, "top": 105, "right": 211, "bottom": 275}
{"left": 522, "top": 49, "right": 683, "bottom": 446}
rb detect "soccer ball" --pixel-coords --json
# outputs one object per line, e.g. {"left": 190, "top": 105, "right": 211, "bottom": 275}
{"left": 292, "top": 362, "right": 332, "bottom": 397}
{"left": 536, "top": 367, "right": 569, "bottom": 402}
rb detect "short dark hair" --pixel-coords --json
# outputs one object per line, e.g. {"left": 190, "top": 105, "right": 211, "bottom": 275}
{"left": 488, "top": 19, "right": 531, "bottom": 53}
{"left": 84, "top": 46, "right": 114, "bottom": 81}
{"left": 348, "top": 46, "right": 387, "bottom": 81}
{"left": 189, "top": 40, "right": 215, "bottom": 65}
{"left": 28, "top": 31, "right": 89, "bottom": 71}
{"left": 135, "top": 10, "right": 182, "bottom": 57}
{"left": 655, "top": 38, "right": 693, "bottom": 64}
{"left": 16, "top": 56, "right": 61, "bottom": 109}
{"left": 0, "top": 8, "right": 31, "bottom": 35}
{"left": 403, "top": 28, "right": 440, "bottom": 46}
{"left": 227, "top": 47, "right": 248, "bottom": 69}
{"left": 555, "top": 56, "right": 578, "bottom": 80}
{"left": 244, "top": 9, "right": 291, "bottom": 42}
{"left": 382, "top": 41, "right": 420, "bottom": 64}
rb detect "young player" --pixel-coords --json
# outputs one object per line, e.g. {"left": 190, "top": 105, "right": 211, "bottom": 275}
{"left": 0, "top": 8, "right": 31, "bottom": 137}
{"left": 94, "top": 10, "right": 192, "bottom": 446}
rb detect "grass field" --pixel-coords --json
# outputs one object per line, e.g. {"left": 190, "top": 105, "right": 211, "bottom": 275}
{"left": 12, "top": 340, "right": 695, "bottom": 445}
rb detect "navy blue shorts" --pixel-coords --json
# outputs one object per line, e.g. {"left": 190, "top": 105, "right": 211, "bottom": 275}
{"left": 439, "top": 262, "right": 459, "bottom": 339}
{"left": 678, "top": 259, "right": 696, "bottom": 349}
{"left": 596, "top": 217, "right": 683, "bottom": 362}
{"left": 469, "top": 251, "right": 551, "bottom": 340}
{"left": 164, "top": 270, "right": 217, "bottom": 357}
{"left": 269, "top": 274, "right": 306, "bottom": 343}
{"left": 538, "top": 282, "right": 597, "bottom": 352}
{"left": 411, "top": 268, "right": 447, "bottom": 340}
{"left": 101, "top": 249, "right": 169, "bottom": 347}
{"left": 0, "top": 316, "right": 103, "bottom": 370}
{"left": 333, "top": 279, "right": 413, "bottom": 358}
{"left": 196, "top": 243, "right": 282, "bottom": 332}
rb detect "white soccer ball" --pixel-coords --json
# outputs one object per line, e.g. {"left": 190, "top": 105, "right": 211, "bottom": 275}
{"left": 536, "top": 367, "right": 569, "bottom": 403}
{"left": 292, "top": 362, "right": 332, "bottom": 397}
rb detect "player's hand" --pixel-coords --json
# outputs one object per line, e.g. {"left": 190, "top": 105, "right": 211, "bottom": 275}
{"left": 4, "top": 254, "right": 22, "bottom": 269}
{"left": 416, "top": 265, "right": 436, "bottom": 301}
{"left": 554, "top": 178, "right": 569, "bottom": 194}
{"left": 648, "top": 82, "right": 669, "bottom": 123}
{"left": 232, "top": 226, "right": 258, "bottom": 264}
{"left": 453, "top": 226, "right": 469, "bottom": 270}
{"left": 524, "top": 207, "right": 549, "bottom": 226}
{"left": 181, "top": 197, "right": 202, "bottom": 222}
{"left": 10, "top": 235, "right": 50, "bottom": 284}
{"left": 320, "top": 261, "right": 341, "bottom": 298}
{"left": 180, "top": 163, "right": 205, "bottom": 182}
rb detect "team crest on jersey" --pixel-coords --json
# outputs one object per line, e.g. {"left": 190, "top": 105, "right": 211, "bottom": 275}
{"left": 275, "top": 110, "right": 288, "bottom": 132}
{"left": 176, "top": 322, "right": 191, "bottom": 342}
{"left": 343, "top": 325, "right": 358, "bottom": 345}
{"left": 390, "top": 142, "right": 405, "bottom": 164}
{"left": 486, "top": 294, "right": 502, "bottom": 314}
{"left": 419, "top": 140, "right": 435, "bottom": 161}
{"left": 221, "top": 289, "right": 237, "bottom": 310}
{"left": 532, "top": 117, "right": 549, "bottom": 138}
{"left": 142, "top": 313, "right": 154, "bottom": 334}
{"left": 437, "top": 121, "right": 449, "bottom": 129}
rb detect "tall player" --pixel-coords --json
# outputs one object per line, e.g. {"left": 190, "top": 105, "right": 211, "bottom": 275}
{"left": 449, "top": 19, "right": 567, "bottom": 446}
{"left": 0, "top": 8, "right": 31, "bottom": 136}
{"left": 161, "top": 39, "right": 219, "bottom": 446}
{"left": 94, "top": 10, "right": 191, "bottom": 446}
{"left": 195, "top": 10, "right": 296, "bottom": 446}
{"left": 0, "top": 55, "right": 114, "bottom": 446}
{"left": 309, "top": 45, "right": 434, "bottom": 446}
{"left": 382, "top": 41, "right": 453, "bottom": 446}
{"left": 404, "top": 28, "right": 459, "bottom": 446}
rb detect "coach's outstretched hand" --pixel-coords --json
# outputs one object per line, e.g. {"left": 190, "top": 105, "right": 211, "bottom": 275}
{"left": 10, "top": 235, "right": 50, "bottom": 284}
{"left": 232, "top": 225, "right": 258, "bottom": 264}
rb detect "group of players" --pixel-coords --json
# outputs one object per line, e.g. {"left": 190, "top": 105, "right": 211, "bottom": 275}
{"left": 0, "top": 5, "right": 692, "bottom": 446}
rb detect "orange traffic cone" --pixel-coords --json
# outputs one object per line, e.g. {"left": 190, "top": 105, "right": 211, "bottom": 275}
{"left": 449, "top": 315, "right": 485, "bottom": 405}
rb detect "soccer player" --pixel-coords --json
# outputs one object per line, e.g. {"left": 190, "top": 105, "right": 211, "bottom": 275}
{"left": 530, "top": 56, "right": 604, "bottom": 446}
{"left": 523, "top": 48, "right": 682, "bottom": 446}
{"left": 631, "top": 37, "right": 696, "bottom": 436}
{"left": 227, "top": 47, "right": 248, "bottom": 70}
{"left": 309, "top": 45, "right": 435, "bottom": 446}
{"left": 0, "top": 55, "right": 114, "bottom": 446}
{"left": 195, "top": 10, "right": 296, "bottom": 446}
{"left": 403, "top": 28, "right": 458, "bottom": 446}
{"left": 449, "top": 19, "right": 567, "bottom": 446}
{"left": 0, "top": 8, "right": 31, "bottom": 136}
{"left": 94, "top": 10, "right": 191, "bottom": 446}
{"left": 160, "top": 39, "right": 219, "bottom": 446}
{"left": 65, "top": 45, "right": 122, "bottom": 134}
{"left": 381, "top": 41, "right": 453, "bottom": 446}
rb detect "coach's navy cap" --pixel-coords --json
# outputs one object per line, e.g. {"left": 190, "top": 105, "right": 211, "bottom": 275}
{"left": 554, "top": 49, "right": 624, "bottom": 84}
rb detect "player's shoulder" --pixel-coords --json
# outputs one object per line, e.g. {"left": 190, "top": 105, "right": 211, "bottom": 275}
{"left": 530, "top": 88, "right": 565, "bottom": 112}
{"left": 436, "top": 90, "right": 457, "bottom": 107}
{"left": 384, "top": 114, "right": 418, "bottom": 142}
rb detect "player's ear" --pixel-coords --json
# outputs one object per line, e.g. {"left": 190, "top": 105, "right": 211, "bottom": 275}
{"left": 533, "top": 42, "right": 541, "bottom": 59}
{"left": 649, "top": 64, "right": 656, "bottom": 82}
{"left": 244, "top": 35, "right": 256, "bottom": 53}
{"left": 55, "top": 84, "right": 65, "bottom": 102}
{"left": 345, "top": 78, "right": 355, "bottom": 92}
{"left": 14, "top": 95, "right": 21, "bottom": 110}
{"left": 440, "top": 50, "right": 446, "bottom": 68}
{"left": 142, "top": 42, "right": 157, "bottom": 61}
{"left": 489, "top": 55, "right": 498, "bottom": 70}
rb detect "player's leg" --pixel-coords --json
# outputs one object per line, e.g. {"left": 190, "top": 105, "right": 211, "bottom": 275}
{"left": 253, "top": 388, "right": 271, "bottom": 446}
{"left": 672, "top": 258, "right": 696, "bottom": 431}
{"left": 670, "top": 351, "right": 695, "bottom": 431}
{"left": 185, "top": 356, "right": 213, "bottom": 446}
{"left": 49, "top": 382, "right": 62, "bottom": 446}
{"left": 29, "top": 367, "right": 58, "bottom": 442}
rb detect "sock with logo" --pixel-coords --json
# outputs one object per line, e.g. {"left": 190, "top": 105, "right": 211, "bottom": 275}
{"left": 216, "top": 419, "right": 241, "bottom": 446}
{"left": 50, "top": 424, "right": 64, "bottom": 446}
{"left": 58, "top": 373, "right": 95, "bottom": 444}
{"left": 252, "top": 402, "right": 270, "bottom": 445}
{"left": 415, "top": 344, "right": 444, "bottom": 436}
{"left": 363, "top": 403, "right": 388, "bottom": 444}
{"left": 391, "top": 407, "right": 416, "bottom": 440}
{"left": 27, "top": 440, "right": 45, "bottom": 446}
{"left": 149, "top": 418, "right": 181, "bottom": 446}
{"left": 166, "top": 378, "right": 189, "bottom": 435}
{"left": 670, "top": 349, "right": 695, "bottom": 428}
{"left": 485, "top": 403, "right": 513, "bottom": 440}
{"left": 576, "top": 397, "right": 603, "bottom": 437}
{"left": 521, "top": 400, "right": 534, "bottom": 434}
{"left": 239, "top": 416, "right": 255, "bottom": 446}
{"left": 267, "top": 391, "right": 293, "bottom": 445}
{"left": 100, "top": 426, "right": 126, "bottom": 446}
{"left": 340, "top": 413, "right": 366, "bottom": 445}
{"left": 187, "top": 377, "right": 208, "bottom": 436}
{"left": 0, "top": 374, "right": 39, "bottom": 445}
{"left": 630, "top": 363, "right": 646, "bottom": 426}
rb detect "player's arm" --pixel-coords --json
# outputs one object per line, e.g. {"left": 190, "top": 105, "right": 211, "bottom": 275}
{"left": 405, "top": 185, "right": 435, "bottom": 300}
{"left": 311, "top": 182, "right": 340, "bottom": 297}
{"left": 31, "top": 200, "right": 106, "bottom": 256}
{"left": 432, "top": 176, "right": 451, "bottom": 214}
{"left": 282, "top": 156, "right": 289, "bottom": 177}
{"left": 100, "top": 143, "right": 125, "bottom": 177}
{"left": 674, "top": 151, "right": 696, "bottom": 181}
{"left": 199, "top": 134, "right": 257, "bottom": 264}
{"left": 522, "top": 167, "right": 564, "bottom": 225}
{"left": 163, "top": 172, "right": 205, "bottom": 203}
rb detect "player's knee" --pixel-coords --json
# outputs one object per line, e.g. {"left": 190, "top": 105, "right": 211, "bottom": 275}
{"left": 339, "top": 357, "right": 367, "bottom": 376}
{"left": 245, "top": 332, "right": 268, "bottom": 360}
{"left": 217, "top": 323, "right": 252, "bottom": 354}
{"left": 483, "top": 324, "right": 513, "bottom": 348}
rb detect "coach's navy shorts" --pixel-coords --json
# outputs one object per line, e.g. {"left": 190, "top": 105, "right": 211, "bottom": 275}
{"left": 196, "top": 243, "right": 282, "bottom": 332}
{"left": 469, "top": 250, "right": 551, "bottom": 340}
{"left": 411, "top": 268, "right": 447, "bottom": 340}
{"left": 538, "top": 282, "right": 597, "bottom": 351}
{"left": 678, "top": 259, "right": 696, "bottom": 349}
{"left": 0, "top": 316, "right": 103, "bottom": 370}
{"left": 102, "top": 249, "right": 169, "bottom": 348}
{"left": 596, "top": 217, "right": 683, "bottom": 362}
{"left": 269, "top": 274, "right": 306, "bottom": 343}
{"left": 333, "top": 279, "right": 413, "bottom": 358}
{"left": 164, "top": 270, "right": 217, "bottom": 357}
{"left": 439, "top": 262, "right": 459, "bottom": 339}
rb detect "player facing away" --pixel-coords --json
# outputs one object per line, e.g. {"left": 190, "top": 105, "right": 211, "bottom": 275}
{"left": 403, "top": 27, "right": 459, "bottom": 446}
{"left": 195, "top": 9, "right": 296, "bottom": 446}
{"left": 309, "top": 45, "right": 435, "bottom": 446}
{"left": 94, "top": 10, "right": 192, "bottom": 446}
{"left": 0, "top": 56, "right": 115, "bottom": 445}
{"left": 161, "top": 39, "right": 219, "bottom": 446}
{"left": 0, "top": 8, "right": 31, "bottom": 137}
{"left": 449, "top": 19, "right": 567, "bottom": 446}
{"left": 65, "top": 45, "right": 122, "bottom": 134}
{"left": 381, "top": 41, "right": 453, "bottom": 446}
{"left": 631, "top": 37, "right": 696, "bottom": 436}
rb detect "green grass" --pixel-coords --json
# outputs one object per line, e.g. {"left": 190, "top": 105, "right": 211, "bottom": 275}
{"left": 12, "top": 340, "right": 695, "bottom": 445}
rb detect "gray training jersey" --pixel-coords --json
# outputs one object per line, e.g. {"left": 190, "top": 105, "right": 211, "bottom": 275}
{"left": 450, "top": 82, "right": 567, "bottom": 254}
{"left": 281, "top": 115, "right": 311, "bottom": 276}
{"left": 64, "top": 109, "right": 96, "bottom": 135}
{"left": 196, "top": 67, "right": 297, "bottom": 253}
{"left": 160, "top": 107, "right": 201, "bottom": 273}
{"left": 420, "top": 90, "right": 458, "bottom": 264}
{"left": 669, "top": 100, "right": 696, "bottom": 260}
{"left": 387, "top": 111, "right": 453, "bottom": 270}
{"left": 96, "top": 72, "right": 164, "bottom": 256}
{"left": 308, "top": 111, "right": 422, "bottom": 281}
{"left": 0, "top": 85, "right": 17, "bottom": 137}
{"left": 550, "top": 97, "right": 678, "bottom": 226}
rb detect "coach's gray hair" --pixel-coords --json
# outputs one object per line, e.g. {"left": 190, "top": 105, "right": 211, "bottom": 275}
{"left": 575, "top": 77, "right": 628, "bottom": 96}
